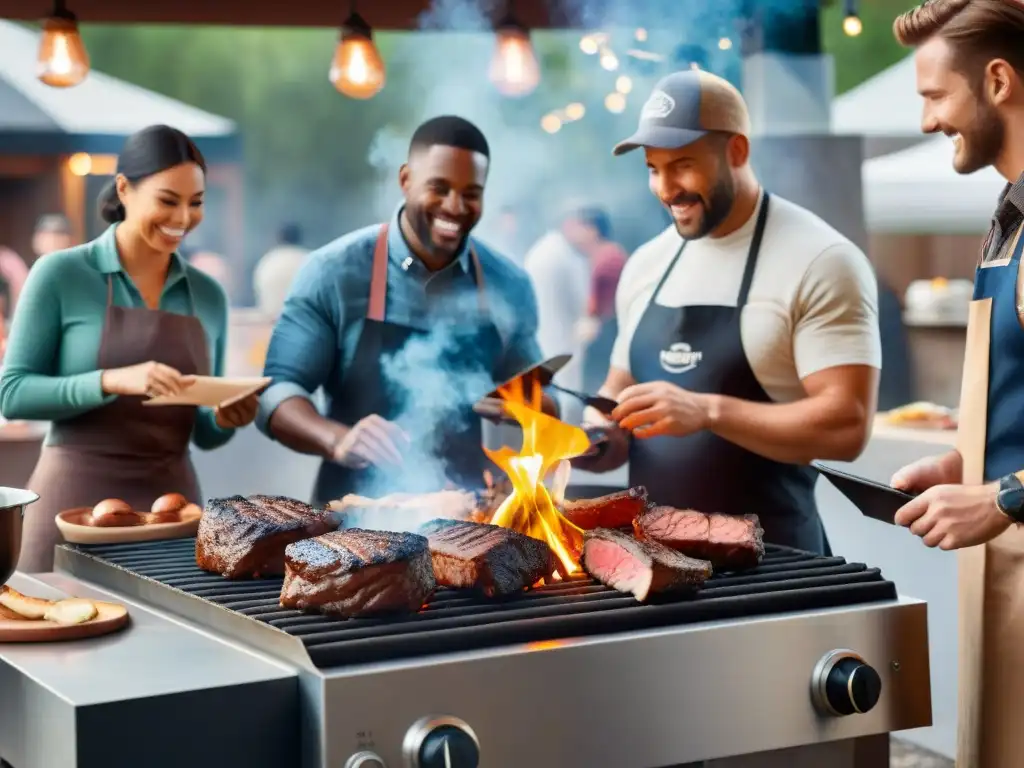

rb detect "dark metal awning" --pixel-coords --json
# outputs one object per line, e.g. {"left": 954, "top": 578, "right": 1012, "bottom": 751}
{"left": 0, "top": 0, "right": 605, "bottom": 30}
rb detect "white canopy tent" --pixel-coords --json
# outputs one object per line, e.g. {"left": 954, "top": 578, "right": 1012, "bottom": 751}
{"left": 832, "top": 55, "right": 923, "bottom": 137}
{"left": 0, "top": 20, "right": 235, "bottom": 146}
{"left": 862, "top": 135, "right": 1006, "bottom": 234}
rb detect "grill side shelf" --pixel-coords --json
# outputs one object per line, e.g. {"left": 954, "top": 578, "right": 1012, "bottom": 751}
{"left": 54, "top": 540, "right": 899, "bottom": 670}
{"left": 53, "top": 544, "right": 319, "bottom": 671}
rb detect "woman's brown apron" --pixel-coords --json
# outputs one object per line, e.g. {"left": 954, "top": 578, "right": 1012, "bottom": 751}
{"left": 957, "top": 222, "right": 1024, "bottom": 767}
{"left": 17, "top": 275, "right": 209, "bottom": 573}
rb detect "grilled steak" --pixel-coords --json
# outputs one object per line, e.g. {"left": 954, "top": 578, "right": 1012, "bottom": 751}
{"left": 633, "top": 507, "right": 765, "bottom": 570}
{"left": 561, "top": 486, "right": 649, "bottom": 530}
{"left": 196, "top": 495, "right": 338, "bottom": 579}
{"left": 280, "top": 529, "right": 435, "bottom": 617}
{"left": 419, "top": 519, "right": 557, "bottom": 596}
{"left": 581, "top": 528, "right": 712, "bottom": 601}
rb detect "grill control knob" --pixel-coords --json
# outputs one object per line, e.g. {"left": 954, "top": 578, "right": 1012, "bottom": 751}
{"left": 811, "top": 649, "right": 883, "bottom": 717}
{"left": 403, "top": 716, "right": 480, "bottom": 768}
{"left": 345, "top": 752, "right": 386, "bottom": 768}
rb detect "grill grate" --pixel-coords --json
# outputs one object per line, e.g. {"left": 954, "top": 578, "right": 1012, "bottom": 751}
{"left": 63, "top": 538, "right": 897, "bottom": 669}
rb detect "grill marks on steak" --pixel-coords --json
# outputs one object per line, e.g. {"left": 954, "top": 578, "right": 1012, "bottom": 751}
{"left": 420, "top": 519, "right": 557, "bottom": 596}
{"left": 280, "top": 529, "right": 435, "bottom": 617}
{"left": 560, "top": 486, "right": 649, "bottom": 530}
{"left": 634, "top": 507, "right": 764, "bottom": 570}
{"left": 581, "top": 528, "right": 712, "bottom": 601}
{"left": 195, "top": 495, "right": 338, "bottom": 578}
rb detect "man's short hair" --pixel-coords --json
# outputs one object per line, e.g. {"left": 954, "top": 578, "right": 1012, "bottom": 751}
{"left": 571, "top": 206, "right": 612, "bottom": 241}
{"left": 34, "top": 213, "right": 71, "bottom": 235}
{"left": 409, "top": 116, "right": 490, "bottom": 159}
{"left": 278, "top": 223, "right": 302, "bottom": 246}
{"left": 893, "top": 0, "right": 1024, "bottom": 80}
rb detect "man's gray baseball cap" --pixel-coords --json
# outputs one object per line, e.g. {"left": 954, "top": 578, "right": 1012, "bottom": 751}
{"left": 613, "top": 69, "right": 752, "bottom": 156}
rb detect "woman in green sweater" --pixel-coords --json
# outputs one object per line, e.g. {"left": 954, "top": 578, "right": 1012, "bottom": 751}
{"left": 0, "top": 125, "right": 258, "bottom": 572}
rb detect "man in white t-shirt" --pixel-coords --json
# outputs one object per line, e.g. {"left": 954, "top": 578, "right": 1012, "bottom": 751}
{"left": 573, "top": 70, "right": 881, "bottom": 554}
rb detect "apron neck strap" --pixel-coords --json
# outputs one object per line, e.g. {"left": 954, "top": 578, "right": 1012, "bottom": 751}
{"left": 367, "top": 222, "right": 488, "bottom": 322}
{"left": 737, "top": 191, "right": 770, "bottom": 307}
{"left": 106, "top": 274, "right": 114, "bottom": 307}
{"left": 650, "top": 190, "right": 771, "bottom": 308}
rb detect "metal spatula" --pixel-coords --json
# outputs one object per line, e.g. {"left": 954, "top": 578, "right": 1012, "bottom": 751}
{"left": 548, "top": 383, "right": 618, "bottom": 415}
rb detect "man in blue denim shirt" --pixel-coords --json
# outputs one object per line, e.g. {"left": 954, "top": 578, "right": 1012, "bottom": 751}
{"left": 257, "top": 116, "right": 552, "bottom": 503}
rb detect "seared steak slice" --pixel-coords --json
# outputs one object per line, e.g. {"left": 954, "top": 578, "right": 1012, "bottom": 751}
{"left": 633, "top": 507, "right": 765, "bottom": 570}
{"left": 581, "top": 528, "right": 712, "bottom": 601}
{"left": 419, "top": 519, "right": 557, "bottom": 596}
{"left": 195, "top": 494, "right": 338, "bottom": 579}
{"left": 280, "top": 529, "right": 435, "bottom": 617}
{"left": 561, "top": 486, "right": 649, "bottom": 530}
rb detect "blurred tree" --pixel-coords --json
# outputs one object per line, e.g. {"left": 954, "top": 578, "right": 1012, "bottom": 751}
{"left": 820, "top": 0, "right": 921, "bottom": 94}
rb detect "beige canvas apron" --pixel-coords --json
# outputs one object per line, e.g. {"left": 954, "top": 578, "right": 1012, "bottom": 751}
{"left": 957, "top": 223, "right": 1024, "bottom": 767}
{"left": 17, "top": 275, "right": 209, "bottom": 573}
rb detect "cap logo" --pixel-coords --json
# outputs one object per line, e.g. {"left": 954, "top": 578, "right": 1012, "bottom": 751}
{"left": 641, "top": 90, "right": 675, "bottom": 121}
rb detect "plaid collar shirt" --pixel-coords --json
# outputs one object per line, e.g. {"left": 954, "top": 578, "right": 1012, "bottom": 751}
{"left": 983, "top": 172, "right": 1024, "bottom": 262}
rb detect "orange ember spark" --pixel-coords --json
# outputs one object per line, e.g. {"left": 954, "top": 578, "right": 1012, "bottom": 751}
{"left": 484, "top": 377, "right": 590, "bottom": 575}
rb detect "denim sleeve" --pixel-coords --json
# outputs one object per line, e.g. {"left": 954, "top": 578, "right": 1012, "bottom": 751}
{"left": 256, "top": 255, "right": 339, "bottom": 435}
{"left": 494, "top": 274, "right": 544, "bottom": 383}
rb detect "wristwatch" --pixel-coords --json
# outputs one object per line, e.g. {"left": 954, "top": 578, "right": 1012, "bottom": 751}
{"left": 996, "top": 472, "right": 1024, "bottom": 523}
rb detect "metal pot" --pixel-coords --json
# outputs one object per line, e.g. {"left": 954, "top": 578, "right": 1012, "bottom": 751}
{"left": 0, "top": 487, "right": 39, "bottom": 586}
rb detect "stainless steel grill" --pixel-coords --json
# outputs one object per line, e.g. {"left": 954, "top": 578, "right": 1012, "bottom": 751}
{"left": 62, "top": 538, "right": 897, "bottom": 668}
{"left": 51, "top": 537, "right": 931, "bottom": 768}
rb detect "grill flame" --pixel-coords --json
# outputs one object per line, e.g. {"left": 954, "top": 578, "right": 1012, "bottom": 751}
{"left": 484, "top": 377, "right": 590, "bottom": 576}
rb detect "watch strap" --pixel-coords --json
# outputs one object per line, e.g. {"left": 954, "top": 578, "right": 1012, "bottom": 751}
{"left": 996, "top": 473, "right": 1024, "bottom": 523}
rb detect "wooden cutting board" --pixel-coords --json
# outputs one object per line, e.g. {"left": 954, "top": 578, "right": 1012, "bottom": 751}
{"left": 0, "top": 600, "right": 129, "bottom": 643}
{"left": 143, "top": 376, "right": 271, "bottom": 408}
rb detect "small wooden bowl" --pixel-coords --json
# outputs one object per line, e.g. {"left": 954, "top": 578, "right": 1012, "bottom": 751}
{"left": 0, "top": 601, "right": 129, "bottom": 643}
{"left": 56, "top": 504, "right": 202, "bottom": 545}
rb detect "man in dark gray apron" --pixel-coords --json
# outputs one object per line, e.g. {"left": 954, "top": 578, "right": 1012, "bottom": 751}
{"left": 573, "top": 70, "right": 881, "bottom": 555}
{"left": 258, "top": 117, "right": 552, "bottom": 505}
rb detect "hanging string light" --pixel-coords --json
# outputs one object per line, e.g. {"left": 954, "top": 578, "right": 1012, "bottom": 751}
{"left": 718, "top": 37, "right": 733, "bottom": 50}
{"left": 490, "top": 4, "right": 541, "bottom": 98}
{"left": 843, "top": 0, "right": 863, "bottom": 37}
{"left": 615, "top": 75, "right": 632, "bottom": 94}
{"left": 599, "top": 47, "right": 619, "bottom": 71}
{"left": 564, "top": 103, "right": 585, "bottom": 121}
{"left": 604, "top": 93, "right": 626, "bottom": 114}
{"left": 540, "top": 113, "right": 562, "bottom": 133}
{"left": 579, "top": 34, "right": 599, "bottom": 55}
{"left": 37, "top": 0, "right": 90, "bottom": 88}
{"left": 329, "top": 3, "right": 386, "bottom": 99}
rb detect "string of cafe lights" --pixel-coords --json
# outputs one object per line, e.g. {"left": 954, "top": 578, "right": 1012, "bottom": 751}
{"left": 538, "top": 0, "right": 865, "bottom": 135}
{"left": 30, "top": 0, "right": 864, "bottom": 99}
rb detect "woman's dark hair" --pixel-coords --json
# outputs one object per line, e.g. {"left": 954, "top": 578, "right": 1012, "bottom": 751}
{"left": 98, "top": 125, "right": 207, "bottom": 224}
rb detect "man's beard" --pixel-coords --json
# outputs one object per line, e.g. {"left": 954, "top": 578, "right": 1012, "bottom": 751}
{"left": 671, "top": 174, "right": 736, "bottom": 239}
{"left": 954, "top": 99, "right": 1005, "bottom": 175}
{"left": 406, "top": 204, "right": 467, "bottom": 258}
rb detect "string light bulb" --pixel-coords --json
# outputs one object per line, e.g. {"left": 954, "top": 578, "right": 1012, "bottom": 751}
{"left": 604, "top": 93, "right": 626, "bottom": 114}
{"left": 842, "top": 0, "right": 863, "bottom": 37}
{"left": 565, "top": 102, "right": 585, "bottom": 121}
{"left": 37, "top": 0, "right": 90, "bottom": 88}
{"left": 329, "top": 10, "right": 386, "bottom": 99}
{"left": 579, "top": 35, "right": 599, "bottom": 55}
{"left": 541, "top": 114, "right": 562, "bottom": 134}
{"left": 635, "top": 28, "right": 648, "bottom": 42}
{"left": 718, "top": 37, "right": 733, "bottom": 50}
{"left": 599, "top": 49, "right": 619, "bottom": 71}
{"left": 615, "top": 75, "right": 633, "bottom": 94}
{"left": 490, "top": 16, "right": 541, "bottom": 98}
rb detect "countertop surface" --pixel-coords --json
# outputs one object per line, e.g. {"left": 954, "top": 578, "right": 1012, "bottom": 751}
{"left": 0, "top": 571, "right": 296, "bottom": 706}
